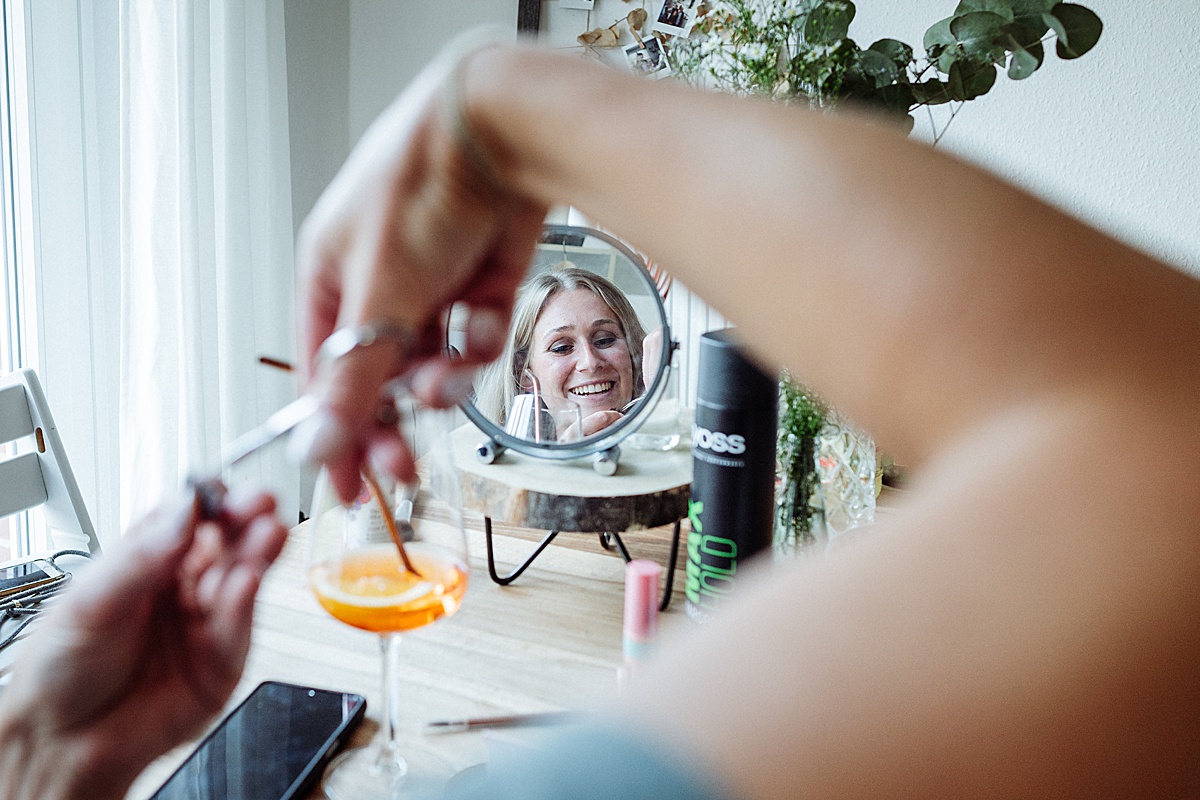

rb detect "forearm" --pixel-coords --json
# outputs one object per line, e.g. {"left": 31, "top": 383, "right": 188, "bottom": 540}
{"left": 621, "top": 401, "right": 1200, "bottom": 799}
{"left": 464, "top": 46, "right": 1200, "bottom": 463}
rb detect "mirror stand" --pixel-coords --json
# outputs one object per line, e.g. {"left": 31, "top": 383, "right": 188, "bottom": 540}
{"left": 452, "top": 424, "right": 691, "bottom": 607}
{"left": 482, "top": 516, "right": 681, "bottom": 611}
{"left": 473, "top": 436, "right": 622, "bottom": 475}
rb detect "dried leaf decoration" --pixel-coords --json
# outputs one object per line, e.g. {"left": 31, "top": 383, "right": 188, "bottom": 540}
{"left": 579, "top": 25, "right": 620, "bottom": 48}
{"left": 627, "top": 8, "right": 648, "bottom": 31}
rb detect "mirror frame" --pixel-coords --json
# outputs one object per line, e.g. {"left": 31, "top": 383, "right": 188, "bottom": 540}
{"left": 459, "top": 224, "right": 674, "bottom": 461}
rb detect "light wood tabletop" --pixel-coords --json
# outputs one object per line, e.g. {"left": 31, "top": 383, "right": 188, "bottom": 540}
{"left": 121, "top": 447, "right": 895, "bottom": 798}
{"left": 126, "top": 513, "right": 688, "bottom": 799}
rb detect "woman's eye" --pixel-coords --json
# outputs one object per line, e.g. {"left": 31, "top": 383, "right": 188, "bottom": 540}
{"left": 594, "top": 334, "right": 618, "bottom": 348}
{"left": 549, "top": 341, "right": 574, "bottom": 355}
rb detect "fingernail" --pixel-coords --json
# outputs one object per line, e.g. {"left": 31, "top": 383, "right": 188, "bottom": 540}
{"left": 289, "top": 409, "right": 350, "bottom": 465}
{"left": 467, "top": 308, "right": 505, "bottom": 357}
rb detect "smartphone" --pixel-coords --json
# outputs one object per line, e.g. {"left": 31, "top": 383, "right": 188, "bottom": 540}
{"left": 150, "top": 680, "right": 367, "bottom": 800}
{"left": 0, "top": 558, "right": 65, "bottom": 598}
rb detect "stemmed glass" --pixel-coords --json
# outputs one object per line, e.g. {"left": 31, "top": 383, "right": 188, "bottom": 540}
{"left": 306, "top": 396, "right": 468, "bottom": 800}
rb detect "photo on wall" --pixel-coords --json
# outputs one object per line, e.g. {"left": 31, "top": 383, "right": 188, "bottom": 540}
{"left": 651, "top": 0, "right": 699, "bottom": 37}
{"left": 624, "top": 37, "right": 672, "bottom": 79}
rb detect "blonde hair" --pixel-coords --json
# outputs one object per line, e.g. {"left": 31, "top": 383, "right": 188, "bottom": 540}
{"left": 474, "top": 266, "right": 647, "bottom": 426}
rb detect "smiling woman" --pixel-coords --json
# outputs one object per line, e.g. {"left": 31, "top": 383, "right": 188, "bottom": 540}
{"left": 474, "top": 267, "right": 647, "bottom": 442}
{"left": 456, "top": 224, "right": 676, "bottom": 470}
{"left": 532, "top": 288, "right": 632, "bottom": 430}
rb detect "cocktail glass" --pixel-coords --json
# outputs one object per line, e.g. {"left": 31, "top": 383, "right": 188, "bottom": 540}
{"left": 306, "top": 400, "right": 468, "bottom": 800}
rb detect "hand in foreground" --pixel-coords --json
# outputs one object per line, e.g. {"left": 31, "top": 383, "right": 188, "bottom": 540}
{"left": 0, "top": 491, "right": 288, "bottom": 800}
{"left": 295, "top": 38, "right": 547, "bottom": 502}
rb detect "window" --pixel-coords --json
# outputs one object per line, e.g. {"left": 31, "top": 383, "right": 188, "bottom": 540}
{"left": 1, "top": 0, "right": 34, "bottom": 561}
{"left": 0, "top": 0, "right": 29, "bottom": 381}
{"left": 1, "top": 1, "right": 16, "bottom": 561}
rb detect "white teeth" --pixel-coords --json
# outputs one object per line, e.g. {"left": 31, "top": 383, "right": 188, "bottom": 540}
{"left": 570, "top": 381, "right": 613, "bottom": 396}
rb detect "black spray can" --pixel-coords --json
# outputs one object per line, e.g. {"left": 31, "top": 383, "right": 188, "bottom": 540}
{"left": 686, "top": 329, "right": 778, "bottom": 622}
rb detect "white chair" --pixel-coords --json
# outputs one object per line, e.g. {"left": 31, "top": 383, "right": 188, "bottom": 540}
{"left": 0, "top": 368, "right": 101, "bottom": 556}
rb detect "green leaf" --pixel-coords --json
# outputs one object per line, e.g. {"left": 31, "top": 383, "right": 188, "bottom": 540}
{"left": 911, "top": 79, "right": 953, "bottom": 105}
{"left": 950, "top": 12, "right": 1009, "bottom": 63}
{"left": 1009, "top": 0, "right": 1054, "bottom": 33}
{"left": 1042, "top": 11, "right": 1069, "bottom": 44}
{"left": 1001, "top": 20, "right": 1048, "bottom": 51}
{"left": 857, "top": 48, "right": 900, "bottom": 88}
{"left": 923, "top": 16, "right": 955, "bottom": 53}
{"left": 1015, "top": 32, "right": 1044, "bottom": 69}
{"left": 937, "top": 45, "right": 961, "bottom": 74}
{"left": 953, "top": 0, "right": 1015, "bottom": 23}
{"left": 838, "top": 74, "right": 913, "bottom": 127}
{"left": 874, "top": 82, "right": 916, "bottom": 114}
{"left": 948, "top": 59, "right": 997, "bottom": 100}
{"left": 1009, "top": 0, "right": 1056, "bottom": 13}
{"left": 805, "top": 1, "right": 856, "bottom": 46}
{"left": 868, "top": 38, "right": 914, "bottom": 69}
{"left": 1007, "top": 42, "right": 1040, "bottom": 79}
{"left": 1050, "top": 3, "right": 1102, "bottom": 59}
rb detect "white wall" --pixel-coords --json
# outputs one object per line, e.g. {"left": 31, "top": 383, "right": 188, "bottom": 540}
{"left": 346, "top": 0, "right": 519, "bottom": 144}
{"left": 284, "top": 0, "right": 350, "bottom": 238}
{"left": 284, "top": 0, "right": 518, "bottom": 234}
{"left": 854, "top": 2, "right": 1200, "bottom": 277}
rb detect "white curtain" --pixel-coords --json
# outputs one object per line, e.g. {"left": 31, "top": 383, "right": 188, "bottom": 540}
{"left": 119, "top": 0, "right": 297, "bottom": 528}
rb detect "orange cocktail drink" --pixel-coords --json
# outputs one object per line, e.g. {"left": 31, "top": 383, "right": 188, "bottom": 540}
{"left": 310, "top": 543, "right": 468, "bottom": 633}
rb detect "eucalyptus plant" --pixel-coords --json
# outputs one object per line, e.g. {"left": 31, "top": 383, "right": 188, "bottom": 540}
{"left": 670, "top": 0, "right": 1103, "bottom": 139}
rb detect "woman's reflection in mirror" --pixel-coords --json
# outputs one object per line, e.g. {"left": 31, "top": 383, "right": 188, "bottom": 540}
{"left": 475, "top": 266, "right": 648, "bottom": 442}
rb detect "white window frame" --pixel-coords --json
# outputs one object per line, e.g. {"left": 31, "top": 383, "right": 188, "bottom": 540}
{"left": 4, "top": 0, "right": 119, "bottom": 553}
{"left": 1, "top": 0, "right": 35, "bottom": 556}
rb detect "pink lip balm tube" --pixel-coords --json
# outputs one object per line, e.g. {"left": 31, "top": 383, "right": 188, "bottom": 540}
{"left": 623, "top": 559, "right": 661, "bottom": 666}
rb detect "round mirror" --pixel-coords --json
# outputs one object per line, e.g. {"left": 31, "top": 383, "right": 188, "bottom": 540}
{"left": 451, "top": 225, "right": 674, "bottom": 463}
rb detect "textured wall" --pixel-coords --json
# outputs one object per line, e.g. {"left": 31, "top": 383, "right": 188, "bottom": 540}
{"left": 856, "top": 2, "right": 1200, "bottom": 276}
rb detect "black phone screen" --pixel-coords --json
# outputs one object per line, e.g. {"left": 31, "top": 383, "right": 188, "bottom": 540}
{"left": 151, "top": 680, "right": 366, "bottom": 800}
{"left": 0, "top": 561, "right": 51, "bottom": 595}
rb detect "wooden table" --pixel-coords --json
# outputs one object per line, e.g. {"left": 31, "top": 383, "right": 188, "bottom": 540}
{"left": 126, "top": 516, "right": 688, "bottom": 800}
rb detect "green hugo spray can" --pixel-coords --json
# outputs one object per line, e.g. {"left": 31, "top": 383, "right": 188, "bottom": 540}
{"left": 686, "top": 329, "right": 778, "bottom": 622}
